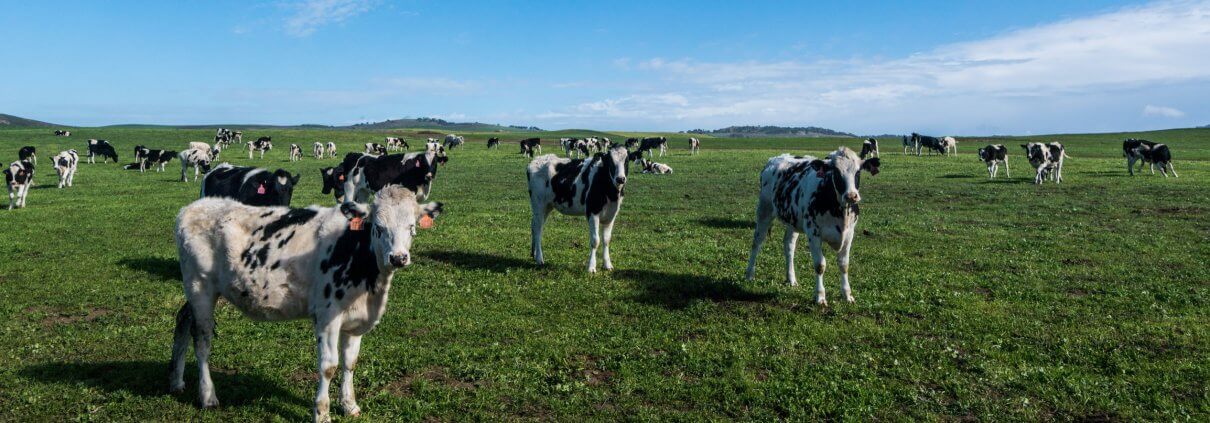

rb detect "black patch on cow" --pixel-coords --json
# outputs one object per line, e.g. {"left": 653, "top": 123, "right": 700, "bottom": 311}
{"left": 583, "top": 155, "right": 624, "bottom": 216}
{"left": 324, "top": 284, "right": 331, "bottom": 298}
{"left": 550, "top": 159, "right": 584, "bottom": 209}
{"left": 277, "top": 231, "right": 296, "bottom": 248}
{"left": 260, "top": 208, "right": 316, "bottom": 241}
{"left": 318, "top": 229, "right": 381, "bottom": 293}
{"left": 334, "top": 289, "right": 344, "bottom": 300}
{"left": 271, "top": 260, "right": 281, "bottom": 270}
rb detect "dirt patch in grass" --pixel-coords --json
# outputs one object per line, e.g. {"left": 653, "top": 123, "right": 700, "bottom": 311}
{"left": 25, "top": 306, "right": 111, "bottom": 328}
{"left": 386, "top": 366, "right": 481, "bottom": 397}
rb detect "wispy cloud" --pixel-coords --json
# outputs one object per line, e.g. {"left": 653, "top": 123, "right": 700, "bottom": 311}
{"left": 284, "top": 0, "right": 377, "bottom": 37}
{"left": 1143, "top": 104, "right": 1186, "bottom": 117}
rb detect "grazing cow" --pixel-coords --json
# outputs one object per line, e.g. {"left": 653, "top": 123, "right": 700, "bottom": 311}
{"left": 519, "top": 138, "right": 542, "bottom": 157}
{"left": 327, "top": 142, "right": 337, "bottom": 158}
{"left": 86, "top": 139, "right": 119, "bottom": 164}
{"left": 5, "top": 160, "right": 34, "bottom": 209}
{"left": 442, "top": 134, "right": 464, "bottom": 150}
{"left": 189, "top": 142, "right": 213, "bottom": 158}
{"left": 18, "top": 146, "right": 37, "bottom": 165}
{"left": 941, "top": 136, "right": 958, "bottom": 156}
{"left": 1123, "top": 139, "right": 1178, "bottom": 177}
{"left": 745, "top": 147, "right": 881, "bottom": 305}
{"left": 638, "top": 137, "right": 668, "bottom": 158}
{"left": 290, "top": 144, "right": 303, "bottom": 162}
{"left": 51, "top": 149, "right": 79, "bottom": 188}
{"left": 341, "top": 143, "right": 447, "bottom": 203}
{"left": 128, "top": 147, "right": 175, "bottom": 172}
{"left": 902, "top": 135, "right": 917, "bottom": 155}
{"left": 364, "top": 143, "right": 387, "bottom": 156}
{"left": 487, "top": 137, "right": 500, "bottom": 149}
{"left": 977, "top": 144, "right": 1010, "bottom": 179}
{"left": 170, "top": 187, "right": 443, "bottom": 421}
{"left": 1021, "top": 142, "right": 1068, "bottom": 184}
{"left": 910, "top": 133, "right": 945, "bottom": 156}
{"left": 384, "top": 137, "right": 409, "bottom": 152}
{"left": 201, "top": 164, "right": 301, "bottom": 206}
{"left": 625, "top": 138, "right": 640, "bottom": 149}
{"left": 689, "top": 137, "right": 701, "bottom": 155}
{"left": 526, "top": 145, "right": 630, "bottom": 272}
{"left": 178, "top": 149, "right": 214, "bottom": 182}
{"left": 54, "top": 130, "right": 71, "bottom": 136}
{"left": 248, "top": 138, "right": 273, "bottom": 159}
{"left": 214, "top": 129, "right": 235, "bottom": 147}
{"left": 314, "top": 142, "right": 325, "bottom": 159}
{"left": 859, "top": 138, "right": 879, "bottom": 159}
{"left": 640, "top": 159, "right": 673, "bottom": 174}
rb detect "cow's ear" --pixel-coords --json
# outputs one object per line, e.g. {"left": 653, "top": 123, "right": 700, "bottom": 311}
{"left": 291, "top": 173, "right": 301, "bottom": 184}
{"left": 1020, "top": 144, "right": 1028, "bottom": 149}
{"left": 861, "top": 158, "right": 881, "bottom": 175}
{"left": 339, "top": 202, "right": 368, "bottom": 220}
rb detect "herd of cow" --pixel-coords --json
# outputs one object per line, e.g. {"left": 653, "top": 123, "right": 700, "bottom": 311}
{"left": 3, "top": 127, "right": 1183, "bottom": 422}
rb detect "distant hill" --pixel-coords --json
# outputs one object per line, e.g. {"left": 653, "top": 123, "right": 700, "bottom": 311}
{"left": 686, "top": 125, "right": 856, "bottom": 138}
{"left": 349, "top": 117, "right": 539, "bottom": 132}
{"left": 0, "top": 113, "right": 58, "bottom": 128}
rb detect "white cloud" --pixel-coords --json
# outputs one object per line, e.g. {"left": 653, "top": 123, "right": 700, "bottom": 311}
{"left": 284, "top": 0, "right": 376, "bottom": 37}
{"left": 1142, "top": 104, "right": 1186, "bottom": 117}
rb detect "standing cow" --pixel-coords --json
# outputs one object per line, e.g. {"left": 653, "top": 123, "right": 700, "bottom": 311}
{"left": 86, "top": 139, "right": 119, "bottom": 164}
{"left": 327, "top": 142, "right": 337, "bottom": 158}
{"left": 51, "top": 149, "right": 79, "bottom": 188}
{"left": 745, "top": 147, "right": 881, "bottom": 305}
{"left": 442, "top": 134, "right": 464, "bottom": 150}
{"left": 910, "top": 133, "right": 945, "bottom": 156}
{"left": 171, "top": 187, "right": 443, "bottom": 422}
{"left": 201, "top": 164, "right": 301, "bottom": 206}
{"left": 519, "top": 138, "right": 541, "bottom": 157}
{"left": 977, "top": 144, "right": 1010, "bottom": 179}
{"left": 638, "top": 137, "right": 668, "bottom": 158}
{"left": 314, "top": 142, "right": 326, "bottom": 159}
{"left": 902, "top": 135, "right": 917, "bottom": 155}
{"left": 178, "top": 149, "right": 213, "bottom": 182}
{"left": 290, "top": 144, "right": 303, "bottom": 162}
{"left": 340, "top": 143, "right": 447, "bottom": 204}
{"left": 54, "top": 130, "right": 71, "bottom": 136}
{"left": 248, "top": 138, "right": 273, "bottom": 159}
{"left": 689, "top": 137, "right": 701, "bottom": 155}
{"left": 1123, "top": 139, "right": 1177, "bottom": 177}
{"left": 487, "top": 137, "right": 500, "bottom": 149}
{"left": 384, "top": 137, "right": 409, "bottom": 152}
{"left": 364, "top": 143, "right": 387, "bottom": 156}
{"left": 859, "top": 138, "right": 879, "bottom": 159}
{"left": 5, "top": 160, "right": 34, "bottom": 209}
{"left": 1021, "top": 142, "right": 1068, "bottom": 184}
{"left": 941, "top": 136, "right": 958, "bottom": 156}
{"left": 526, "top": 145, "right": 630, "bottom": 272}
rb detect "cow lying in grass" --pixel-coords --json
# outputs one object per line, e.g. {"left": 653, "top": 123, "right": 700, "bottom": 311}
{"left": 171, "top": 186, "right": 443, "bottom": 422}
{"left": 526, "top": 145, "right": 630, "bottom": 272}
{"left": 745, "top": 147, "right": 881, "bottom": 305}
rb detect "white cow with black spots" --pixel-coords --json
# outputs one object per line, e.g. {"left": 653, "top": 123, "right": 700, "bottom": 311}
{"left": 314, "top": 142, "right": 326, "bottom": 159}
{"left": 51, "top": 149, "right": 79, "bottom": 188}
{"left": 5, "top": 160, "right": 34, "bottom": 209}
{"left": 526, "top": 145, "right": 630, "bottom": 273}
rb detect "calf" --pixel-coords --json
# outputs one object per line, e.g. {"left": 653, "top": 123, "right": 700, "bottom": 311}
{"left": 201, "top": 164, "right": 301, "bottom": 206}
{"left": 179, "top": 148, "right": 213, "bottom": 182}
{"left": 1123, "top": 139, "right": 1177, "bottom": 177}
{"left": 487, "top": 137, "right": 500, "bottom": 149}
{"left": 640, "top": 160, "right": 673, "bottom": 174}
{"left": 327, "top": 142, "right": 337, "bottom": 158}
{"left": 1021, "top": 142, "right": 1067, "bottom": 184}
{"left": 745, "top": 147, "right": 881, "bottom": 305}
{"left": 639, "top": 137, "right": 668, "bottom": 158}
{"left": 290, "top": 144, "right": 303, "bottom": 162}
{"left": 385, "top": 137, "right": 409, "bottom": 151}
{"left": 171, "top": 187, "right": 443, "bottom": 421}
{"left": 314, "top": 142, "right": 325, "bottom": 159}
{"left": 341, "top": 144, "right": 447, "bottom": 203}
{"left": 248, "top": 138, "right": 273, "bottom": 159}
{"left": 689, "top": 137, "right": 701, "bottom": 155}
{"left": 442, "top": 134, "right": 464, "bottom": 150}
{"left": 128, "top": 148, "right": 176, "bottom": 172}
{"left": 519, "top": 138, "right": 542, "bottom": 157}
{"left": 51, "top": 149, "right": 79, "bottom": 188}
{"left": 364, "top": 143, "right": 387, "bottom": 156}
{"left": 86, "top": 139, "right": 118, "bottom": 163}
{"left": 18, "top": 146, "right": 36, "bottom": 165}
{"left": 5, "top": 160, "right": 34, "bottom": 209}
{"left": 859, "top": 138, "right": 879, "bottom": 159}
{"left": 941, "top": 136, "right": 958, "bottom": 156}
{"left": 526, "top": 145, "right": 630, "bottom": 272}
{"left": 977, "top": 144, "right": 1010, "bottom": 179}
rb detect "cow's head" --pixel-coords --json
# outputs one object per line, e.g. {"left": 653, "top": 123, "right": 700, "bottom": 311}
{"left": 600, "top": 145, "right": 630, "bottom": 188}
{"left": 354, "top": 186, "right": 443, "bottom": 269}
{"left": 320, "top": 166, "right": 346, "bottom": 198}
{"left": 270, "top": 169, "right": 300, "bottom": 202}
{"left": 1021, "top": 143, "right": 1048, "bottom": 163}
{"left": 820, "top": 147, "right": 879, "bottom": 204}
{"left": 978, "top": 146, "right": 992, "bottom": 162}
{"left": 426, "top": 142, "right": 448, "bottom": 165}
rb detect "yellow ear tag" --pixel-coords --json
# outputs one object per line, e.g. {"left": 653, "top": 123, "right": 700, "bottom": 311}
{"left": 419, "top": 215, "right": 434, "bottom": 229}
{"left": 349, "top": 217, "right": 364, "bottom": 231}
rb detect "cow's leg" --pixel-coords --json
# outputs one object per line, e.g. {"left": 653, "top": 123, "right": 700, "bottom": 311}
{"left": 808, "top": 235, "right": 827, "bottom": 305}
{"left": 530, "top": 204, "right": 550, "bottom": 264}
{"left": 745, "top": 197, "right": 775, "bottom": 280}
{"left": 338, "top": 332, "right": 363, "bottom": 417}
{"left": 313, "top": 314, "right": 342, "bottom": 423}
{"left": 8, "top": 187, "right": 15, "bottom": 210}
{"left": 1126, "top": 157, "right": 1135, "bottom": 175}
{"left": 169, "top": 302, "right": 193, "bottom": 393}
{"left": 838, "top": 233, "right": 856, "bottom": 303}
{"left": 180, "top": 162, "right": 188, "bottom": 182}
{"left": 587, "top": 214, "right": 601, "bottom": 273}
{"left": 189, "top": 294, "right": 220, "bottom": 408}
{"left": 600, "top": 212, "right": 617, "bottom": 271}
{"left": 987, "top": 163, "right": 994, "bottom": 179}
{"left": 1004, "top": 159, "right": 1010, "bottom": 178}
{"left": 782, "top": 227, "right": 799, "bottom": 287}
{"left": 1168, "top": 162, "right": 1178, "bottom": 177}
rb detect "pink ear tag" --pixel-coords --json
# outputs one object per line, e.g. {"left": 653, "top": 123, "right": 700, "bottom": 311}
{"left": 257, "top": 183, "right": 266, "bottom": 194}
{"left": 816, "top": 169, "right": 825, "bottom": 178}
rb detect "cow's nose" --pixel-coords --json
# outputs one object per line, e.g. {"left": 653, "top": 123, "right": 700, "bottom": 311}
{"left": 388, "top": 253, "right": 409, "bottom": 267}
{"left": 846, "top": 191, "right": 861, "bottom": 203}
{"left": 615, "top": 176, "right": 627, "bottom": 185}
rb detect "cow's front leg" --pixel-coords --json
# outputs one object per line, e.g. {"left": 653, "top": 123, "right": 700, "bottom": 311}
{"left": 807, "top": 235, "right": 827, "bottom": 305}
{"left": 587, "top": 214, "right": 601, "bottom": 273}
{"left": 838, "top": 232, "right": 856, "bottom": 303}
{"left": 601, "top": 216, "right": 616, "bottom": 271}
{"left": 313, "top": 315, "right": 342, "bottom": 423}
{"left": 339, "top": 332, "right": 363, "bottom": 417}
{"left": 782, "top": 227, "right": 799, "bottom": 287}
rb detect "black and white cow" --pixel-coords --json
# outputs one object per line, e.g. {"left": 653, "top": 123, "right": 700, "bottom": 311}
{"left": 5, "top": 160, "right": 34, "bottom": 209}
{"left": 128, "top": 147, "right": 176, "bottom": 172}
{"left": 201, "top": 164, "right": 301, "bottom": 207}
{"left": 320, "top": 166, "right": 348, "bottom": 202}
{"left": 87, "top": 139, "right": 119, "bottom": 164}
{"left": 1021, "top": 142, "right": 1068, "bottom": 184}
{"left": 519, "top": 138, "right": 542, "bottom": 157}
{"left": 214, "top": 128, "right": 236, "bottom": 147}
{"left": 859, "top": 138, "right": 879, "bottom": 159}
{"left": 640, "top": 159, "right": 673, "bottom": 174}
{"left": 364, "top": 143, "right": 387, "bottom": 156}
{"left": 638, "top": 137, "right": 668, "bottom": 158}
{"left": 526, "top": 145, "right": 630, "bottom": 272}
{"left": 54, "top": 130, "right": 71, "bottom": 136}
{"left": 902, "top": 135, "right": 917, "bottom": 155}
{"left": 745, "top": 147, "right": 881, "bottom": 305}
{"left": 1123, "top": 139, "right": 1177, "bottom": 177}
{"left": 689, "top": 137, "right": 701, "bottom": 155}
{"left": 384, "top": 137, "right": 408, "bottom": 152}
{"left": 340, "top": 144, "right": 447, "bottom": 203}
{"left": 910, "top": 133, "right": 945, "bottom": 156}
{"left": 290, "top": 144, "right": 303, "bottom": 162}
{"left": 977, "top": 144, "right": 1009, "bottom": 179}
{"left": 248, "top": 138, "right": 273, "bottom": 159}
{"left": 625, "top": 138, "right": 640, "bottom": 149}
{"left": 442, "top": 134, "right": 464, "bottom": 150}
{"left": 18, "top": 146, "right": 36, "bottom": 165}
{"left": 327, "top": 142, "right": 337, "bottom": 158}
{"left": 179, "top": 148, "right": 214, "bottom": 182}
{"left": 486, "top": 137, "right": 500, "bottom": 149}
{"left": 171, "top": 187, "right": 443, "bottom": 421}
{"left": 51, "top": 149, "right": 79, "bottom": 188}
{"left": 314, "top": 142, "right": 325, "bottom": 159}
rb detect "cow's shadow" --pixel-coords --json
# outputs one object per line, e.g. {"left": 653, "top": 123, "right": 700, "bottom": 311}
{"left": 696, "top": 217, "right": 750, "bottom": 230}
{"left": 19, "top": 360, "right": 308, "bottom": 420}
{"left": 118, "top": 256, "right": 181, "bottom": 282}
{"left": 938, "top": 174, "right": 975, "bottom": 179}
{"left": 613, "top": 269, "right": 775, "bottom": 310}
{"left": 419, "top": 250, "right": 539, "bottom": 272}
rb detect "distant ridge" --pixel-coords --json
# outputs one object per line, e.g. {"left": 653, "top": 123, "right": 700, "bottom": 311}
{"left": 0, "top": 113, "right": 58, "bottom": 128}
{"left": 349, "top": 117, "right": 540, "bottom": 132}
{"left": 685, "top": 125, "right": 857, "bottom": 138}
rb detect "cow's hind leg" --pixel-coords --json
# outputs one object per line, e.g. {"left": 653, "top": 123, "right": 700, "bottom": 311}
{"left": 782, "top": 227, "right": 799, "bottom": 287}
{"left": 530, "top": 204, "right": 550, "bottom": 265}
{"left": 338, "top": 332, "right": 363, "bottom": 417}
{"left": 189, "top": 295, "right": 220, "bottom": 408}
{"left": 745, "top": 196, "right": 776, "bottom": 280}
{"left": 169, "top": 302, "right": 193, "bottom": 393}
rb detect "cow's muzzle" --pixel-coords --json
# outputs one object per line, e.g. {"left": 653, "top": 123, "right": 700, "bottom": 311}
{"left": 845, "top": 191, "right": 861, "bottom": 204}
{"left": 615, "top": 176, "right": 627, "bottom": 185}
{"left": 388, "top": 253, "right": 410, "bottom": 267}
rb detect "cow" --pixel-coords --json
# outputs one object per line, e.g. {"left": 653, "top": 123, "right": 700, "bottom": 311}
{"left": 519, "top": 138, "right": 542, "bottom": 158}
{"left": 54, "top": 130, "right": 71, "bottom": 136}
{"left": 248, "top": 138, "right": 273, "bottom": 159}
{"left": 5, "top": 160, "right": 34, "bottom": 209}
{"left": 133, "top": 145, "right": 148, "bottom": 167}
{"left": 364, "top": 143, "right": 387, "bottom": 156}
{"left": 625, "top": 138, "right": 640, "bottom": 149}
{"left": 188, "top": 142, "right": 213, "bottom": 157}
{"left": 689, "top": 137, "right": 701, "bottom": 155}
{"left": 442, "top": 134, "right": 464, "bottom": 150}
{"left": 486, "top": 137, "right": 500, "bottom": 149}
{"left": 18, "top": 146, "right": 36, "bottom": 165}
{"left": 977, "top": 144, "right": 1010, "bottom": 179}
{"left": 211, "top": 143, "right": 223, "bottom": 160}
{"left": 214, "top": 129, "right": 235, "bottom": 147}
{"left": 314, "top": 142, "right": 326, "bottom": 159}
{"left": 128, "top": 147, "right": 175, "bottom": 172}
{"left": 86, "top": 139, "right": 118, "bottom": 164}
{"left": 859, "top": 138, "right": 879, "bottom": 159}
{"left": 941, "top": 136, "right": 958, "bottom": 156}
{"left": 526, "top": 145, "right": 630, "bottom": 272}
{"left": 201, "top": 164, "right": 301, "bottom": 206}
{"left": 384, "top": 137, "right": 409, "bottom": 152}
{"left": 179, "top": 149, "right": 214, "bottom": 182}
{"left": 327, "top": 142, "right": 337, "bottom": 158}
{"left": 909, "top": 133, "right": 946, "bottom": 156}
{"left": 51, "top": 149, "right": 79, "bottom": 188}
{"left": 340, "top": 143, "right": 447, "bottom": 203}
{"left": 1021, "top": 142, "right": 1068, "bottom": 184}
{"left": 640, "top": 159, "right": 673, "bottom": 174}
{"left": 170, "top": 186, "right": 444, "bottom": 422}
{"left": 1123, "top": 139, "right": 1177, "bottom": 177}
{"left": 902, "top": 135, "right": 917, "bottom": 155}
{"left": 744, "top": 147, "right": 881, "bottom": 305}
{"left": 290, "top": 144, "right": 303, "bottom": 162}
{"left": 638, "top": 137, "right": 668, "bottom": 158}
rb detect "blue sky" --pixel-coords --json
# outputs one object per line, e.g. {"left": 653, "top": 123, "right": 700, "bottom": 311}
{"left": 1, "top": 0, "right": 1207, "bottom": 134}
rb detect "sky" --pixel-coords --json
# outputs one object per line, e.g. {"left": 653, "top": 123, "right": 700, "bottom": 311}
{"left": 1, "top": 0, "right": 1207, "bottom": 135}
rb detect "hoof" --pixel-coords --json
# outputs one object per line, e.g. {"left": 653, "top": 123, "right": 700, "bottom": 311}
{"left": 200, "top": 398, "right": 220, "bottom": 409}
{"left": 169, "top": 384, "right": 185, "bottom": 395}
{"left": 845, "top": 295, "right": 855, "bottom": 303}
{"left": 816, "top": 297, "right": 828, "bottom": 306}
{"left": 343, "top": 403, "right": 361, "bottom": 417}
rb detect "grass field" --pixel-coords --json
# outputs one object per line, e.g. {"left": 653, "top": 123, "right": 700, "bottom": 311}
{"left": 0, "top": 127, "right": 1206, "bottom": 421}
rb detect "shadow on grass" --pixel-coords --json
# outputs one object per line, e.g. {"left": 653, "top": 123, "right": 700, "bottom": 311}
{"left": 696, "top": 217, "right": 751, "bottom": 230}
{"left": 118, "top": 256, "right": 181, "bottom": 282}
{"left": 938, "top": 174, "right": 975, "bottom": 179}
{"left": 978, "top": 178, "right": 1022, "bottom": 184}
{"left": 614, "top": 269, "right": 775, "bottom": 310}
{"left": 19, "top": 360, "right": 308, "bottom": 420}
{"left": 420, "top": 250, "right": 539, "bottom": 272}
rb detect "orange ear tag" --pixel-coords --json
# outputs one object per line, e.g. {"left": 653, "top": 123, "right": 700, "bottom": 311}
{"left": 349, "top": 217, "right": 364, "bottom": 231}
{"left": 338, "top": 174, "right": 345, "bottom": 181}
{"left": 419, "top": 215, "right": 434, "bottom": 229}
